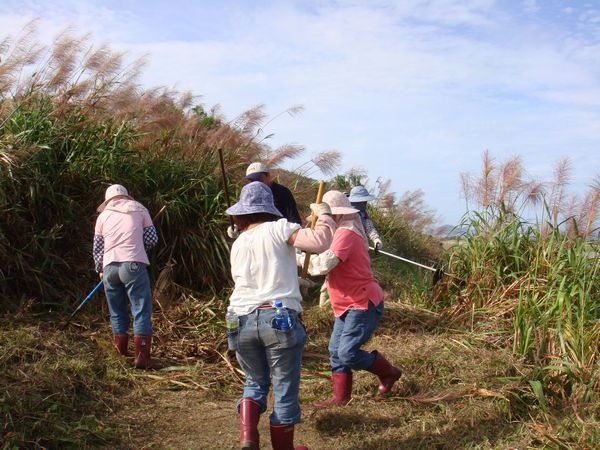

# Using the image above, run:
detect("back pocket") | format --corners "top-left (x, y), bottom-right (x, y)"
top-left (273, 318), bottom-right (306, 349)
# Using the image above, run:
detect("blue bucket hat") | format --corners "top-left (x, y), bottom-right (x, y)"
top-left (226, 181), bottom-right (283, 217)
top-left (348, 186), bottom-right (376, 202)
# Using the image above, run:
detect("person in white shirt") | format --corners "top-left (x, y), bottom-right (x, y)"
top-left (226, 181), bottom-right (334, 450)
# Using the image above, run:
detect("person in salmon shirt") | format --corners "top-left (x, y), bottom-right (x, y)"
top-left (299, 190), bottom-right (402, 408)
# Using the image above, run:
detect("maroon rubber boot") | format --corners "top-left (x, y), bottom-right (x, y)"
top-left (113, 334), bottom-right (128, 356)
top-left (133, 335), bottom-right (161, 370)
top-left (366, 351), bottom-right (402, 395)
top-left (269, 424), bottom-right (308, 450)
top-left (312, 372), bottom-right (352, 409)
top-left (240, 398), bottom-right (261, 450)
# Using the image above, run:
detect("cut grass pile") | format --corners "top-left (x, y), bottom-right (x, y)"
top-left (0, 318), bottom-right (132, 448)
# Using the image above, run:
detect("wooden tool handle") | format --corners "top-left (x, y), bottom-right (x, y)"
top-left (301, 180), bottom-right (326, 278)
top-left (217, 148), bottom-right (234, 227)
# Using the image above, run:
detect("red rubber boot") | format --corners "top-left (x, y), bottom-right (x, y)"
top-left (312, 372), bottom-right (352, 409)
top-left (113, 334), bottom-right (128, 356)
top-left (366, 351), bottom-right (402, 395)
top-left (133, 335), bottom-right (161, 370)
top-left (269, 424), bottom-right (308, 450)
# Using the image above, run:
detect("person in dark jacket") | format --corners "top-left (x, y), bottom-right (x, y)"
top-left (228, 162), bottom-right (302, 239)
top-left (245, 162), bottom-right (302, 224)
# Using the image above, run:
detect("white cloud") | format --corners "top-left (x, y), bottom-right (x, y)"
top-left (522, 0), bottom-right (540, 14)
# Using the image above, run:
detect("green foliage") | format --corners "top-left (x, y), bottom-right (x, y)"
top-left (371, 254), bottom-right (433, 306)
top-left (0, 98), bottom-right (233, 308)
top-left (437, 206), bottom-right (600, 404)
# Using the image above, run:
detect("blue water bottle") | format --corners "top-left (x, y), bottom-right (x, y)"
top-left (273, 300), bottom-right (291, 331)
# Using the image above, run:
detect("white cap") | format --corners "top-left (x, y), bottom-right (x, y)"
top-left (97, 184), bottom-right (132, 212)
top-left (245, 162), bottom-right (270, 181)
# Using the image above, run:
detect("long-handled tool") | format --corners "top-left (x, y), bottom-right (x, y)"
top-left (62, 280), bottom-right (103, 330)
top-left (369, 247), bottom-right (438, 271)
top-left (369, 247), bottom-right (455, 284)
top-left (217, 147), bottom-right (234, 228)
top-left (301, 180), bottom-right (326, 278)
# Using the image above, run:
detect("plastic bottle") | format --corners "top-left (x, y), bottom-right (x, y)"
top-left (273, 300), bottom-right (291, 331)
top-left (225, 306), bottom-right (239, 330)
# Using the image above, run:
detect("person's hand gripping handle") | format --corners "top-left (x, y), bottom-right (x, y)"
top-left (301, 180), bottom-right (326, 278)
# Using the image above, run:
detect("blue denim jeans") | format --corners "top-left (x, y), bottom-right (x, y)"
top-left (102, 262), bottom-right (153, 336)
top-left (229, 308), bottom-right (307, 425)
top-left (329, 301), bottom-right (384, 373)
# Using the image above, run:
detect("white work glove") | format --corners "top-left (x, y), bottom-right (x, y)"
top-left (319, 281), bottom-right (330, 307)
top-left (309, 202), bottom-right (332, 217)
top-left (373, 238), bottom-right (383, 253)
top-left (296, 250), bottom-right (339, 276)
top-left (296, 251), bottom-right (306, 268)
top-left (298, 277), bottom-right (317, 296)
top-left (227, 225), bottom-right (240, 239)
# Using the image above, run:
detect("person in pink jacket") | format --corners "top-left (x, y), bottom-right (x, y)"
top-left (93, 184), bottom-right (159, 369)
top-left (300, 190), bottom-right (401, 408)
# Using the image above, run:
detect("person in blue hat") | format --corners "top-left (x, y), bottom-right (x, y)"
top-left (348, 185), bottom-right (383, 252)
top-left (225, 181), bottom-right (334, 450)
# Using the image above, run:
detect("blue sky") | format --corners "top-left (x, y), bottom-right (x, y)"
top-left (2, 0), bottom-right (599, 225)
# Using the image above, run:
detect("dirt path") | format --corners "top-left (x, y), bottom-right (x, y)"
top-left (118, 304), bottom-right (531, 450)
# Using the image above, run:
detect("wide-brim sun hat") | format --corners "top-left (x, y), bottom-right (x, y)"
top-left (322, 190), bottom-right (359, 215)
top-left (348, 185), bottom-right (376, 202)
top-left (97, 184), bottom-right (133, 212)
top-left (244, 162), bottom-right (270, 181)
top-left (226, 181), bottom-right (283, 217)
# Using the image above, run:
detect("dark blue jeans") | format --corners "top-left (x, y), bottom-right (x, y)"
top-left (329, 301), bottom-right (384, 373)
top-left (228, 308), bottom-right (307, 425)
top-left (103, 262), bottom-right (153, 336)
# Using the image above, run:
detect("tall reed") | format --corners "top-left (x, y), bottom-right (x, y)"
top-left (0, 26), bottom-right (336, 309)
top-left (441, 151), bottom-right (600, 404)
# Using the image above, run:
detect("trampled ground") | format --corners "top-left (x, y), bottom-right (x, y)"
top-left (115, 302), bottom-right (546, 449)
top-left (3, 300), bottom-right (595, 449)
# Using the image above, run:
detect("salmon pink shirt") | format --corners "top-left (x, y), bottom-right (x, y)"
top-left (327, 229), bottom-right (384, 317)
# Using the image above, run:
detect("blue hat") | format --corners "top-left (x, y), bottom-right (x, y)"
top-left (226, 181), bottom-right (283, 217)
top-left (348, 186), bottom-right (376, 202)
